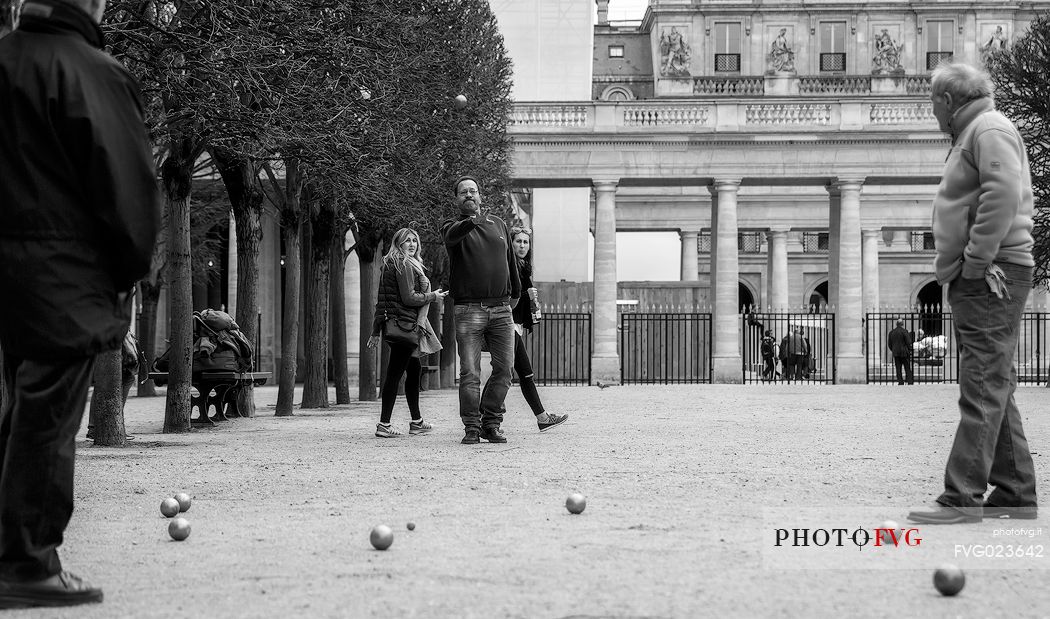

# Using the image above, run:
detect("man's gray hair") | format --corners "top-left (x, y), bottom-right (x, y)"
top-left (931, 61), bottom-right (994, 103)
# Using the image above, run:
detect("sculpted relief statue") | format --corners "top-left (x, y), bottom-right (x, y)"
top-left (659, 27), bottom-right (691, 77)
top-left (981, 25), bottom-right (1008, 64)
top-left (766, 28), bottom-right (796, 74)
top-left (872, 29), bottom-right (904, 75)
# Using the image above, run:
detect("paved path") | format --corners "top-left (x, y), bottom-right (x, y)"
top-left (18, 383), bottom-right (1050, 618)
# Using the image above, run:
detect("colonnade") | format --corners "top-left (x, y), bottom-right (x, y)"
top-left (592, 176), bottom-right (874, 384)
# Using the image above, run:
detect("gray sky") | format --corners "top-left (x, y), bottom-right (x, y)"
top-left (597, 0), bottom-right (651, 22)
top-left (589, 1), bottom-right (675, 280)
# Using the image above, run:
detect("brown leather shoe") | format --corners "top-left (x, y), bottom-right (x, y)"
top-left (0, 571), bottom-right (103, 609)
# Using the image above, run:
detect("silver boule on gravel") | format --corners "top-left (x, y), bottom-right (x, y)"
top-left (370, 525), bottom-right (394, 550)
top-left (168, 517), bottom-right (191, 541)
top-left (565, 493), bottom-right (587, 515)
top-left (174, 492), bottom-right (192, 513)
top-left (160, 497), bottom-right (180, 518)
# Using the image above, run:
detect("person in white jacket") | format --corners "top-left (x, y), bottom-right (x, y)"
top-left (908, 61), bottom-right (1037, 525)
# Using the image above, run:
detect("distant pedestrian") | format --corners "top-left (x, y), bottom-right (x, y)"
top-left (760, 329), bottom-right (778, 381)
top-left (887, 320), bottom-right (914, 385)
top-left (368, 228), bottom-right (448, 438)
top-left (799, 327), bottom-right (812, 378)
top-left (0, 0), bottom-right (162, 607)
top-left (490, 226), bottom-right (568, 431)
top-left (784, 328), bottom-right (806, 381)
top-left (908, 61), bottom-right (1038, 524)
top-left (442, 176), bottom-right (520, 445)
top-left (778, 331), bottom-right (792, 380)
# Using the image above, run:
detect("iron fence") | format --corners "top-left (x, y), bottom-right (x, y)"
top-left (521, 312), bottom-right (591, 386)
top-left (741, 312), bottom-right (836, 384)
top-left (865, 312), bottom-right (1050, 385)
top-left (865, 311), bottom-right (956, 384)
top-left (620, 313), bottom-right (713, 384)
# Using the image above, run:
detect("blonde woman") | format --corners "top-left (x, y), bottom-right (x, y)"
top-left (367, 228), bottom-right (448, 437)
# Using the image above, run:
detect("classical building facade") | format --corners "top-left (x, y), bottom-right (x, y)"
top-left (505, 0), bottom-right (1050, 383)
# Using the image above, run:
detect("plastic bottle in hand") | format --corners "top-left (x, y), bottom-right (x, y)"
top-left (528, 288), bottom-right (542, 322)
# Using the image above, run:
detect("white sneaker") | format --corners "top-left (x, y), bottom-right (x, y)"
top-left (409, 419), bottom-right (433, 435)
top-left (375, 423), bottom-right (403, 438)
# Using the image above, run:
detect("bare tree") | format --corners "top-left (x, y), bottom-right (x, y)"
top-left (986, 15), bottom-right (1050, 287)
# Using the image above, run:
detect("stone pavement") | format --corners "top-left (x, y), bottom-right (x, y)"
top-left (21, 383), bottom-right (1050, 618)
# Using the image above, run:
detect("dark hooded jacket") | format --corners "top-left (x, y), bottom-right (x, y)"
top-left (0, 0), bottom-right (161, 359)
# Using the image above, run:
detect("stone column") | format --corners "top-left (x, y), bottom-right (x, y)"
top-left (679, 230), bottom-right (699, 282)
top-left (345, 249), bottom-right (361, 384)
top-left (861, 229), bottom-right (881, 312)
top-left (767, 227), bottom-right (789, 311)
top-left (227, 210), bottom-right (238, 317)
top-left (830, 178), bottom-right (865, 383)
top-left (591, 180), bottom-right (620, 384)
top-left (711, 179), bottom-right (742, 383)
top-left (862, 228), bottom-right (881, 365)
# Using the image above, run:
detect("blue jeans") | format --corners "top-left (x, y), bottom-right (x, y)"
top-left (938, 263), bottom-right (1037, 509)
top-left (454, 303), bottom-right (514, 431)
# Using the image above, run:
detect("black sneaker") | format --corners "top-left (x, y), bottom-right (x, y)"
top-left (480, 427), bottom-right (507, 443)
top-left (461, 429), bottom-right (480, 444)
top-left (538, 413), bottom-right (568, 432)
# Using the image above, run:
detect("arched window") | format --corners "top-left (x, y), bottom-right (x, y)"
top-left (600, 85), bottom-right (635, 101)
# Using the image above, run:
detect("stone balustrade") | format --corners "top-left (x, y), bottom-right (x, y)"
top-left (869, 102), bottom-right (936, 125)
top-left (745, 103), bottom-right (832, 126)
top-left (798, 75), bottom-right (872, 95)
top-left (509, 98), bottom-right (938, 133)
top-left (686, 74), bottom-right (933, 97)
top-left (508, 104), bottom-right (589, 128)
top-left (623, 104), bottom-right (711, 127)
top-left (693, 76), bottom-right (764, 96)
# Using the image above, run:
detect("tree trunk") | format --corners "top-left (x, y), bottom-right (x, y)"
top-left (274, 159), bottom-right (304, 417)
top-left (136, 281), bottom-right (160, 397)
top-left (90, 349), bottom-right (127, 446)
top-left (275, 219), bottom-right (301, 416)
top-left (330, 227), bottom-right (350, 405)
top-left (301, 195), bottom-right (333, 409)
top-left (358, 239), bottom-right (382, 401)
top-left (212, 148), bottom-right (263, 418)
top-left (161, 140), bottom-right (195, 433)
top-left (440, 293), bottom-right (456, 388)
top-left (0, 342), bottom-right (5, 411)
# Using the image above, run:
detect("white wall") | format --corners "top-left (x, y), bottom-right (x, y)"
top-left (490, 0), bottom-right (594, 101)
top-left (490, 0), bottom-right (594, 281)
top-left (532, 187), bottom-right (591, 282)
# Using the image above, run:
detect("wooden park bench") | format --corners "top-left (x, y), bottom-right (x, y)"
top-left (148, 370), bottom-right (271, 426)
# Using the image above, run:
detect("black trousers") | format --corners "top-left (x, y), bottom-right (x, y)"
top-left (0, 352), bottom-right (95, 581)
top-left (380, 342), bottom-right (421, 424)
top-left (893, 355), bottom-right (914, 384)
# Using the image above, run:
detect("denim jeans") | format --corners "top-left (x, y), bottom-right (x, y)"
top-left (454, 303), bottom-right (514, 431)
top-left (938, 263), bottom-right (1037, 509)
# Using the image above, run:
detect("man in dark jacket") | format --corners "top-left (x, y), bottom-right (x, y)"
top-left (0, 0), bottom-right (161, 608)
top-left (442, 176), bottom-right (520, 445)
top-left (886, 319), bottom-right (914, 385)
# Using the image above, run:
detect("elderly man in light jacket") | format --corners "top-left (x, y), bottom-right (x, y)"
top-left (908, 61), bottom-right (1037, 525)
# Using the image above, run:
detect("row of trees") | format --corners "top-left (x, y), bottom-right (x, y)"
top-left (90, 0), bottom-right (515, 438)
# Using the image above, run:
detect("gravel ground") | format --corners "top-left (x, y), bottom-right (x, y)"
top-left (8, 383), bottom-right (1050, 619)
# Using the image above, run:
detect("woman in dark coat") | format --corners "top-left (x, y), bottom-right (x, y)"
top-left (367, 228), bottom-right (447, 437)
top-left (507, 227), bottom-right (568, 431)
